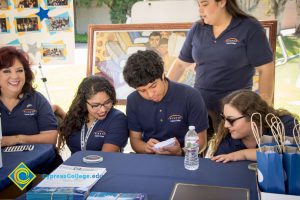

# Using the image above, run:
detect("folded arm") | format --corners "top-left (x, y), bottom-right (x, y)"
top-left (130, 130), bottom-right (156, 154)
top-left (211, 149), bottom-right (257, 163)
top-left (1, 130), bottom-right (58, 147)
top-left (102, 143), bottom-right (121, 152)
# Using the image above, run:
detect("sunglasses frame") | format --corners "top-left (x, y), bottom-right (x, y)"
top-left (220, 113), bottom-right (245, 126)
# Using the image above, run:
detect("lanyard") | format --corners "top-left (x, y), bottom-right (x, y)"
top-left (80, 120), bottom-right (98, 151)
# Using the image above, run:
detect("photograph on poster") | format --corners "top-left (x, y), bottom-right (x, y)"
top-left (41, 43), bottom-right (66, 59)
top-left (16, 17), bottom-right (39, 32)
top-left (47, 0), bottom-right (67, 6)
top-left (0, 18), bottom-right (8, 33)
top-left (0, 0), bottom-right (8, 9)
top-left (48, 14), bottom-right (70, 31)
top-left (16, 0), bottom-right (38, 8)
top-left (88, 22), bottom-right (276, 103)
top-left (87, 24), bottom-right (199, 102)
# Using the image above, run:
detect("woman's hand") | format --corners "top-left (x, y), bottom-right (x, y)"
top-left (211, 153), bottom-right (238, 163)
top-left (211, 149), bottom-right (257, 163)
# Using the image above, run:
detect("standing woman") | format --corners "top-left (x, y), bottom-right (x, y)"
top-left (0, 46), bottom-right (58, 147)
top-left (168, 0), bottom-right (274, 134)
top-left (58, 76), bottom-right (128, 154)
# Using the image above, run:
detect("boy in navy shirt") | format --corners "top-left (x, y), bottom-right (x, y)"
top-left (123, 50), bottom-right (209, 156)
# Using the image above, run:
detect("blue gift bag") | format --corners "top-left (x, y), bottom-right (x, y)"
top-left (256, 145), bottom-right (285, 194)
top-left (283, 146), bottom-right (300, 195)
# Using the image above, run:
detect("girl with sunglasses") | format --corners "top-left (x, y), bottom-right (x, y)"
top-left (58, 76), bottom-right (128, 154)
top-left (208, 90), bottom-right (298, 163)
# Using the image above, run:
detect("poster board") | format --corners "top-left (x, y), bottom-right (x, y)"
top-left (0, 0), bottom-right (75, 65)
top-left (87, 21), bottom-right (276, 104)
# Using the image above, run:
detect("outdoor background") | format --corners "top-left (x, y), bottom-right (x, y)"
top-left (34, 0), bottom-right (300, 115)
top-left (30, 0), bottom-right (300, 158)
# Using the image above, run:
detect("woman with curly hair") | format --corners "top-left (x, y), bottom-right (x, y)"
top-left (59, 76), bottom-right (128, 154)
top-left (208, 90), bottom-right (298, 163)
top-left (0, 46), bottom-right (58, 147)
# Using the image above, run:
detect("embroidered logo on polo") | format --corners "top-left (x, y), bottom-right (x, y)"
top-left (23, 108), bottom-right (37, 116)
top-left (225, 38), bottom-right (239, 45)
top-left (94, 130), bottom-right (106, 137)
top-left (168, 115), bottom-right (183, 123)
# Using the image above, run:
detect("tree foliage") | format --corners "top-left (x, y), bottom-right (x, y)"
top-left (269, 0), bottom-right (288, 35)
top-left (236, 0), bottom-right (260, 12)
top-left (296, 0), bottom-right (300, 35)
top-left (75, 0), bottom-right (141, 24)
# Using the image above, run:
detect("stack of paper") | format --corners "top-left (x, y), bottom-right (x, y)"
top-left (27, 187), bottom-right (90, 200)
top-left (153, 137), bottom-right (176, 151)
top-left (27, 165), bottom-right (106, 200)
top-left (87, 192), bottom-right (147, 200)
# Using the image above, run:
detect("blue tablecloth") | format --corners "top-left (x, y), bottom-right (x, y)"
top-left (0, 144), bottom-right (57, 191)
top-left (61, 151), bottom-right (258, 200)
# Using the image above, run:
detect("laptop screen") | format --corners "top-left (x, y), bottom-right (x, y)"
top-left (169, 183), bottom-right (249, 200)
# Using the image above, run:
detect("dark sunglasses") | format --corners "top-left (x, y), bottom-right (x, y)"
top-left (220, 113), bottom-right (245, 126)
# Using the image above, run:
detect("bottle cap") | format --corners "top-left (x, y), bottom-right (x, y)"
top-left (188, 125), bottom-right (195, 130)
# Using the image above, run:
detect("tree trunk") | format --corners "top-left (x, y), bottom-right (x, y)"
top-left (270, 0), bottom-right (288, 35)
top-left (296, 0), bottom-right (300, 35)
top-left (237, 0), bottom-right (260, 12)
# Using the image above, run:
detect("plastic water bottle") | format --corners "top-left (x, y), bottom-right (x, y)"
top-left (184, 126), bottom-right (199, 170)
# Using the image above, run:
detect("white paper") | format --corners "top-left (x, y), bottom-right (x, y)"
top-left (38, 164), bottom-right (106, 189)
top-left (153, 137), bottom-right (176, 150)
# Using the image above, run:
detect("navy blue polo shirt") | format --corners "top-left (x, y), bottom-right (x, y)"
top-left (126, 80), bottom-right (209, 147)
top-left (67, 108), bottom-right (128, 154)
top-left (214, 115), bottom-right (297, 155)
top-left (179, 17), bottom-right (273, 111)
top-left (0, 91), bottom-right (57, 136)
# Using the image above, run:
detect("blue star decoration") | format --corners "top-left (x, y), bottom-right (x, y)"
top-left (36, 7), bottom-right (49, 21)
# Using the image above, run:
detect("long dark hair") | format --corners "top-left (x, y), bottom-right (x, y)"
top-left (0, 46), bottom-right (34, 95)
top-left (58, 76), bottom-right (117, 149)
top-left (198, 0), bottom-right (255, 24)
top-left (210, 89), bottom-right (293, 155)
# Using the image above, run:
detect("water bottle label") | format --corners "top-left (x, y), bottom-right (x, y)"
top-left (186, 141), bottom-right (199, 149)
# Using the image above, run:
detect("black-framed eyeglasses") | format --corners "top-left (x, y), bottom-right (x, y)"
top-left (86, 99), bottom-right (112, 110)
top-left (220, 113), bottom-right (245, 126)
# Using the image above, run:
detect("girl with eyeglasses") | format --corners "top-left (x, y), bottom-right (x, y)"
top-left (207, 90), bottom-right (298, 163)
top-left (58, 76), bottom-right (128, 154)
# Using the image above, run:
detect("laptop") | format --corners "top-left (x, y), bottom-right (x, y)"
top-left (169, 183), bottom-right (249, 200)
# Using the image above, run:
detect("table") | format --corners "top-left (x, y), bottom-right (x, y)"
top-left (62, 151), bottom-right (258, 200)
top-left (0, 144), bottom-right (57, 191)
